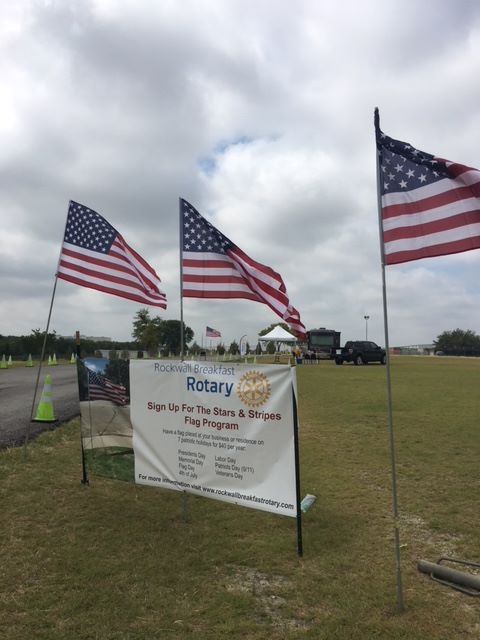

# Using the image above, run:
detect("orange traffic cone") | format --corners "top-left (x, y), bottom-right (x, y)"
top-left (32, 374), bottom-right (56, 422)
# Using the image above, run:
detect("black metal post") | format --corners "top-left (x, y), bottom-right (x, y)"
top-left (292, 384), bottom-right (303, 557)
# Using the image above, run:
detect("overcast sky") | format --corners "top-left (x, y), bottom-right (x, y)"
top-left (2, 0), bottom-right (480, 349)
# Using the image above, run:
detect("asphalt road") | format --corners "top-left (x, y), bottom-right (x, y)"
top-left (0, 364), bottom-right (80, 448)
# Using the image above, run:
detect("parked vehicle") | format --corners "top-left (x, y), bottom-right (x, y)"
top-left (335, 340), bottom-right (386, 365)
top-left (306, 328), bottom-right (341, 359)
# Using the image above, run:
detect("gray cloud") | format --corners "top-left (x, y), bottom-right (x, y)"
top-left (1, 0), bottom-right (480, 347)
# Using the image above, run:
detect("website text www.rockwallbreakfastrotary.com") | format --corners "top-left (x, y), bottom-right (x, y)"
top-left (138, 474), bottom-right (295, 511)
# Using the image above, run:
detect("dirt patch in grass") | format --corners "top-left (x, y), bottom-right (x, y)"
top-left (224, 566), bottom-right (313, 631)
top-left (399, 512), bottom-right (463, 558)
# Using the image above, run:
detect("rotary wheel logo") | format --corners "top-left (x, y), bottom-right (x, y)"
top-left (236, 371), bottom-right (271, 407)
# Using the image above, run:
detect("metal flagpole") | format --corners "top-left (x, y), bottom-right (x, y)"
top-left (24, 275), bottom-right (59, 456)
top-left (25, 203), bottom-right (70, 455)
top-left (179, 198), bottom-right (185, 361)
top-left (374, 107), bottom-right (404, 612)
top-left (179, 198), bottom-right (188, 519)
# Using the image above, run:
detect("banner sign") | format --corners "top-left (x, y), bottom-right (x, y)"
top-left (130, 361), bottom-right (298, 517)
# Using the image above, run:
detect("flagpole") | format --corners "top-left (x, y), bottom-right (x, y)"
top-left (179, 198), bottom-right (189, 519)
top-left (26, 203), bottom-right (70, 454)
top-left (25, 275), bottom-right (59, 454)
top-left (179, 198), bottom-right (185, 361)
top-left (374, 107), bottom-right (404, 612)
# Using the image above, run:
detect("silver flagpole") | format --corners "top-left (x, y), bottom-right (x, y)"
top-left (374, 108), bottom-right (404, 612)
top-left (179, 198), bottom-right (185, 361)
top-left (179, 198), bottom-right (188, 521)
top-left (25, 204), bottom-right (72, 455)
top-left (25, 275), bottom-right (59, 454)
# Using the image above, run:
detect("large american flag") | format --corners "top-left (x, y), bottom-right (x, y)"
top-left (206, 326), bottom-right (221, 338)
top-left (180, 198), bottom-right (306, 338)
top-left (376, 115), bottom-right (480, 265)
top-left (57, 201), bottom-right (167, 308)
top-left (87, 369), bottom-right (127, 406)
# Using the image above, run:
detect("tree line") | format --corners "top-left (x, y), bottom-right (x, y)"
top-left (0, 329), bottom-right (138, 360)
top-left (434, 329), bottom-right (480, 356)
top-left (4, 322), bottom-right (479, 360)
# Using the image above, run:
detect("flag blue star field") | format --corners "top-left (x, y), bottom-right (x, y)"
top-left (180, 198), bottom-right (305, 338)
top-left (375, 113), bottom-right (480, 265)
top-left (57, 201), bottom-right (167, 308)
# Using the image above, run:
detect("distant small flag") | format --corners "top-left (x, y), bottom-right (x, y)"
top-left (375, 112), bottom-right (480, 265)
top-left (206, 326), bottom-right (221, 338)
top-left (180, 198), bottom-right (306, 339)
top-left (87, 370), bottom-right (127, 406)
top-left (57, 201), bottom-right (167, 308)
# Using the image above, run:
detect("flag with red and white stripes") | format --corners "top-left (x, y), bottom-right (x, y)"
top-left (57, 201), bottom-right (167, 308)
top-left (206, 326), bottom-right (221, 338)
top-left (375, 118), bottom-right (480, 265)
top-left (181, 198), bottom-right (305, 338)
top-left (87, 369), bottom-right (127, 406)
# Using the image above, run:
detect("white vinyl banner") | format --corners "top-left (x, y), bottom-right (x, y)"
top-left (130, 361), bottom-right (298, 517)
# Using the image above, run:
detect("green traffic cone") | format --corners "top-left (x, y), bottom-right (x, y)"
top-left (32, 374), bottom-right (56, 422)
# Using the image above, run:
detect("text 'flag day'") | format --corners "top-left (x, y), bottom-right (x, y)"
top-left (375, 112), bottom-right (480, 265)
top-left (57, 201), bottom-right (167, 308)
top-left (180, 198), bottom-right (305, 338)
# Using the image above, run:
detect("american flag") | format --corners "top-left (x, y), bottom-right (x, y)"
top-left (375, 112), bottom-right (480, 265)
top-left (87, 370), bottom-right (127, 406)
top-left (57, 201), bottom-right (167, 308)
top-left (180, 198), bottom-right (306, 339)
top-left (206, 326), bottom-right (221, 338)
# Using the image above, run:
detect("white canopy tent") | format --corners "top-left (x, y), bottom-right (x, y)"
top-left (258, 325), bottom-right (297, 352)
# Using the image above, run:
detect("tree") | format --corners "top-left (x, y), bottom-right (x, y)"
top-left (434, 329), bottom-right (480, 355)
top-left (132, 308), bottom-right (152, 340)
top-left (132, 308), bottom-right (163, 355)
top-left (228, 340), bottom-right (239, 355)
top-left (266, 341), bottom-right (276, 354)
top-left (160, 320), bottom-right (194, 356)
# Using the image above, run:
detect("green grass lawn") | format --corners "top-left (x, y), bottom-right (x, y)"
top-left (1, 356), bottom-right (479, 639)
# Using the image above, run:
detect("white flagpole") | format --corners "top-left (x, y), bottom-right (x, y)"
top-left (374, 107), bottom-right (404, 612)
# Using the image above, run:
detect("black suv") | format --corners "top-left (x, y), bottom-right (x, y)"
top-left (335, 341), bottom-right (386, 365)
